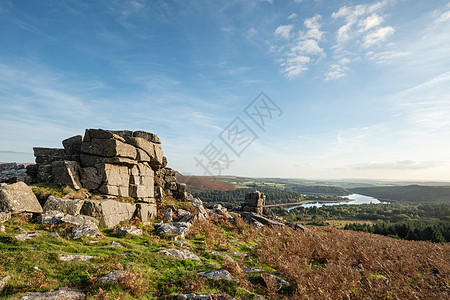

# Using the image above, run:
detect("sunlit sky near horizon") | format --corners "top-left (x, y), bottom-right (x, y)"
top-left (1, 0), bottom-right (450, 181)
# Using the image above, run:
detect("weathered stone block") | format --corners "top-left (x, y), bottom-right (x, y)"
top-left (80, 154), bottom-right (136, 167)
top-left (83, 129), bottom-right (125, 142)
top-left (129, 183), bottom-right (153, 198)
top-left (135, 202), bottom-right (157, 221)
top-left (81, 139), bottom-right (136, 159)
top-left (62, 135), bottom-right (83, 156)
top-left (33, 147), bottom-right (66, 158)
top-left (80, 199), bottom-right (136, 228)
top-left (99, 184), bottom-right (129, 197)
top-left (150, 144), bottom-right (164, 170)
top-left (245, 191), bottom-right (265, 207)
top-left (33, 147), bottom-right (66, 163)
top-left (51, 160), bottom-right (82, 189)
top-left (102, 164), bottom-right (129, 186)
top-left (125, 137), bottom-right (155, 158)
top-left (0, 182), bottom-right (43, 213)
top-left (133, 130), bottom-right (161, 144)
top-left (37, 164), bottom-right (52, 183)
top-left (136, 148), bottom-right (151, 162)
top-left (166, 181), bottom-right (178, 191)
top-left (43, 195), bottom-right (84, 215)
top-left (80, 167), bottom-right (103, 190)
top-left (109, 130), bottom-right (133, 139)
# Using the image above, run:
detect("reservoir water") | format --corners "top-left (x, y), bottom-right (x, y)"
top-left (287, 193), bottom-right (387, 211)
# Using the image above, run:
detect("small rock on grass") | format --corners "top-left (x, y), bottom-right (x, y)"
top-left (19, 287), bottom-right (86, 300)
top-left (71, 224), bottom-right (101, 240)
top-left (176, 293), bottom-right (235, 300)
top-left (198, 269), bottom-right (238, 282)
top-left (0, 275), bottom-right (11, 292)
top-left (59, 254), bottom-right (95, 262)
top-left (261, 273), bottom-right (290, 287)
top-left (114, 225), bottom-right (142, 236)
top-left (110, 241), bottom-right (123, 247)
top-left (243, 267), bottom-right (264, 273)
top-left (210, 251), bottom-right (233, 261)
top-left (14, 232), bottom-right (41, 241)
top-left (98, 270), bottom-right (126, 284)
top-left (159, 249), bottom-right (203, 264)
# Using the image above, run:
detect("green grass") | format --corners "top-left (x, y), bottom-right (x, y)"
top-left (0, 213), bottom-right (272, 299)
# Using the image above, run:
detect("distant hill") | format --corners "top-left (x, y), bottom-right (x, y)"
top-left (350, 185), bottom-right (450, 203)
top-left (176, 174), bottom-right (239, 193)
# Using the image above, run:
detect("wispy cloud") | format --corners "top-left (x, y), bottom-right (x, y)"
top-left (273, 15), bottom-right (325, 79)
top-left (327, 0), bottom-right (395, 80)
top-left (274, 24), bottom-right (294, 39)
top-left (349, 160), bottom-right (445, 170)
top-left (325, 58), bottom-right (350, 80)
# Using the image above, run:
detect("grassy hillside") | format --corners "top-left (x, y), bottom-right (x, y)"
top-left (1, 210), bottom-right (448, 299)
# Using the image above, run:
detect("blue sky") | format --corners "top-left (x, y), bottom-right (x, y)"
top-left (1, 0), bottom-right (449, 181)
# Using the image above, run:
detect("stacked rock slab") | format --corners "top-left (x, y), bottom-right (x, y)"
top-left (242, 191), bottom-right (265, 215)
top-left (30, 129), bottom-right (195, 223)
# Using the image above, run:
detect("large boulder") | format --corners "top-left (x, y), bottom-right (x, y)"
top-left (51, 161), bottom-right (82, 190)
top-left (0, 182), bottom-right (43, 213)
top-left (245, 191), bottom-right (265, 207)
top-left (80, 199), bottom-right (136, 228)
top-left (43, 195), bottom-right (84, 215)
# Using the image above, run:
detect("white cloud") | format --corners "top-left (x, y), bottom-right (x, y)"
top-left (281, 55), bottom-right (311, 79)
top-left (327, 1), bottom-right (395, 80)
top-left (363, 26), bottom-right (395, 47)
top-left (393, 71), bottom-right (450, 130)
top-left (332, 1), bottom-right (392, 46)
top-left (274, 15), bottom-right (325, 79)
top-left (292, 39), bottom-right (324, 55)
top-left (288, 13), bottom-right (297, 20)
top-left (274, 24), bottom-right (294, 39)
top-left (434, 4), bottom-right (450, 23)
top-left (325, 63), bottom-right (348, 81)
top-left (367, 50), bottom-right (409, 63)
top-left (360, 14), bottom-right (383, 31)
top-left (302, 15), bottom-right (324, 40)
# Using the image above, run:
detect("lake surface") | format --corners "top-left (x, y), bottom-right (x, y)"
top-left (287, 193), bottom-right (387, 211)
